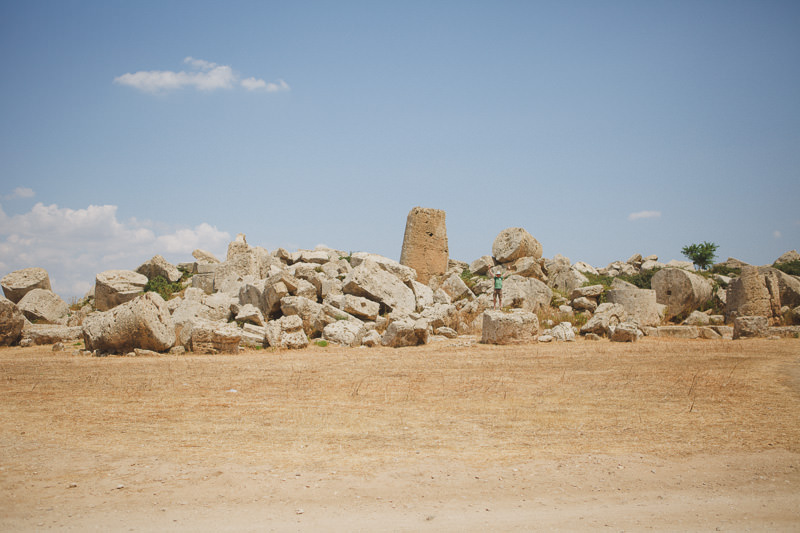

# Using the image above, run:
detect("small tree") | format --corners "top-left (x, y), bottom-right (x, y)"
top-left (681, 241), bottom-right (719, 271)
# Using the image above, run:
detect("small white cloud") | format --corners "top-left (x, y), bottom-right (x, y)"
top-left (266, 79), bottom-right (291, 92)
top-left (3, 187), bottom-right (35, 200)
top-left (241, 77), bottom-right (267, 91)
top-left (242, 77), bottom-right (290, 92)
top-left (0, 202), bottom-right (230, 299)
top-left (773, 230), bottom-right (782, 239)
top-left (115, 57), bottom-right (289, 95)
top-left (628, 210), bottom-right (661, 221)
top-left (184, 56), bottom-right (217, 70)
top-left (12, 187), bottom-right (35, 198)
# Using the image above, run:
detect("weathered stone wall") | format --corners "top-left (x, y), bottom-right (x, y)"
top-left (399, 207), bottom-right (449, 285)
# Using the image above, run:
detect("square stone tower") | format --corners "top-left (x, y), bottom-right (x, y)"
top-left (399, 207), bottom-right (449, 285)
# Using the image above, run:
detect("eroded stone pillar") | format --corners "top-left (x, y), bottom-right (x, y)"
top-left (399, 207), bottom-right (448, 285)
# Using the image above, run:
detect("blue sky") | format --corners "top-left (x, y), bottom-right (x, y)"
top-left (1, 1), bottom-right (798, 298)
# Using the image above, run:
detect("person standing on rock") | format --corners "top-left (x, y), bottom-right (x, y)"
top-left (491, 269), bottom-right (510, 309)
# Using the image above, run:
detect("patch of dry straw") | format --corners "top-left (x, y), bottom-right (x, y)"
top-left (1, 338), bottom-right (798, 472)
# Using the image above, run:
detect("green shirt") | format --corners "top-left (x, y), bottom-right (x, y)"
top-left (494, 276), bottom-right (503, 289)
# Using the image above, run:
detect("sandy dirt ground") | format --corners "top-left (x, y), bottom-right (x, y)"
top-left (1, 337), bottom-right (799, 531)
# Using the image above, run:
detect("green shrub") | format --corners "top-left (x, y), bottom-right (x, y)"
top-left (681, 241), bottom-right (718, 271)
top-left (143, 276), bottom-right (183, 301)
top-left (460, 268), bottom-right (477, 289)
top-left (582, 272), bottom-right (614, 288)
top-left (774, 260), bottom-right (800, 277)
top-left (618, 267), bottom-right (660, 289)
top-left (710, 264), bottom-right (741, 277)
top-left (314, 340), bottom-right (329, 347)
top-left (176, 265), bottom-right (194, 281)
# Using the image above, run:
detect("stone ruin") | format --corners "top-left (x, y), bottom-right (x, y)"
top-left (399, 206), bottom-right (449, 285)
top-left (1, 206), bottom-right (799, 352)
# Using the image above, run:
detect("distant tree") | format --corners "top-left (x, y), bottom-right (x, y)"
top-left (681, 241), bottom-right (719, 271)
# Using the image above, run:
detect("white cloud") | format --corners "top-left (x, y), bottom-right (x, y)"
top-left (3, 187), bottom-right (35, 200)
top-left (241, 77), bottom-right (267, 91)
top-left (773, 230), bottom-right (782, 239)
top-left (628, 210), bottom-right (662, 221)
top-left (114, 57), bottom-right (290, 94)
top-left (241, 77), bottom-right (290, 92)
top-left (0, 202), bottom-right (230, 299)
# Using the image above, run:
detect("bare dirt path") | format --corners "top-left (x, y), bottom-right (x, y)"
top-left (2, 338), bottom-right (799, 531)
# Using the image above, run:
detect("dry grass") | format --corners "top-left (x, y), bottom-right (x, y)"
top-left (1, 338), bottom-right (799, 473)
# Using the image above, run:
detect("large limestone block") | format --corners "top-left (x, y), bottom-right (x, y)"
top-left (325, 294), bottom-right (380, 321)
top-left (235, 303), bottom-right (265, 326)
top-left (323, 321), bottom-right (366, 347)
top-left (22, 323), bottom-right (83, 345)
top-left (570, 296), bottom-right (597, 313)
top-left (191, 263), bottom-right (218, 294)
top-left (170, 299), bottom-right (210, 347)
top-left (255, 247), bottom-right (282, 278)
top-left (264, 280), bottom-right (290, 315)
top-left (214, 234), bottom-right (259, 290)
top-left (409, 280), bottom-right (434, 312)
top-left (136, 255), bottom-right (182, 283)
top-left (610, 322), bottom-right (642, 342)
top-left (665, 260), bottom-right (695, 271)
top-left (651, 268), bottom-right (712, 320)
top-left (280, 296), bottom-right (331, 337)
top-left (580, 303), bottom-right (627, 337)
top-left (361, 330), bottom-right (382, 347)
top-left (640, 260), bottom-right (665, 271)
top-left (298, 250), bottom-right (331, 265)
top-left (573, 261), bottom-right (598, 276)
top-left (570, 285), bottom-right (604, 300)
top-left (0, 297), bottom-right (25, 345)
top-left (201, 292), bottom-right (236, 322)
top-left (420, 303), bottom-right (459, 331)
top-left (605, 288), bottom-right (665, 327)
top-left (440, 273), bottom-right (474, 302)
top-left (542, 322), bottom-right (575, 342)
top-left (381, 318), bottom-right (429, 348)
top-left (1, 267), bottom-right (52, 303)
top-left (342, 259), bottom-right (416, 315)
top-left (627, 253), bottom-right (643, 265)
top-left (766, 325), bottom-right (800, 338)
top-left (732, 316), bottom-right (769, 339)
top-left (295, 279), bottom-right (318, 301)
top-left (682, 310), bottom-right (710, 326)
top-left (469, 256), bottom-right (495, 276)
top-left (758, 266), bottom-right (800, 309)
top-left (492, 228), bottom-right (542, 264)
top-left (238, 279), bottom-right (267, 310)
top-left (654, 326), bottom-right (700, 339)
top-left (95, 270), bottom-right (148, 311)
top-left (399, 207), bottom-right (449, 284)
top-left (501, 276), bottom-right (552, 312)
top-left (725, 266), bottom-right (778, 321)
top-left (17, 289), bottom-right (69, 324)
top-left (507, 257), bottom-right (547, 281)
top-left (480, 310), bottom-right (539, 344)
top-left (264, 315), bottom-right (309, 349)
top-left (350, 253), bottom-right (417, 283)
top-left (240, 323), bottom-right (266, 348)
top-left (190, 319), bottom-right (241, 354)
top-left (83, 292), bottom-right (175, 353)
top-left (280, 296), bottom-right (359, 338)
top-left (193, 249), bottom-right (220, 264)
top-left (546, 259), bottom-right (589, 295)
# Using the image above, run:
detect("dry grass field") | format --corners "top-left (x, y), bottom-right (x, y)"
top-left (2, 337), bottom-right (799, 531)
